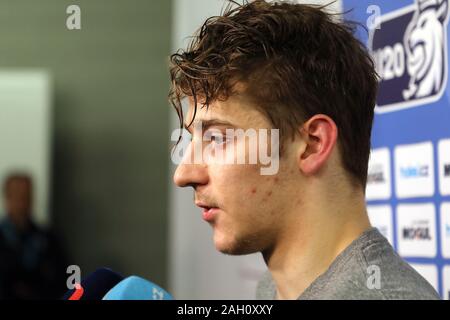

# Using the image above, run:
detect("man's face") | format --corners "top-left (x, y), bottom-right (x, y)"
top-left (173, 94), bottom-right (302, 255)
top-left (4, 178), bottom-right (32, 224)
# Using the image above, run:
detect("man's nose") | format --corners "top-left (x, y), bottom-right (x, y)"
top-left (173, 143), bottom-right (208, 188)
top-left (173, 162), bottom-right (209, 188)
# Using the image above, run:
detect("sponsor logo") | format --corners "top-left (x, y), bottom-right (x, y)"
top-left (397, 203), bottom-right (436, 257)
top-left (445, 163), bottom-right (450, 176)
top-left (367, 205), bottom-right (394, 245)
top-left (399, 165), bottom-right (429, 178)
top-left (367, 164), bottom-right (386, 183)
top-left (441, 203), bottom-right (450, 258)
top-left (369, 0), bottom-right (450, 112)
top-left (438, 140), bottom-right (450, 195)
top-left (366, 148), bottom-right (391, 200)
top-left (395, 142), bottom-right (434, 198)
top-left (442, 265), bottom-right (450, 300)
top-left (403, 223), bottom-right (432, 240)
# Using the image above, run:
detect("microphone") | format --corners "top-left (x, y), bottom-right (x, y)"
top-left (62, 268), bottom-right (124, 300)
top-left (102, 276), bottom-right (173, 300)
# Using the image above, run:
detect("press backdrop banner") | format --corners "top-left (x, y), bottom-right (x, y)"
top-left (343, 0), bottom-right (450, 299)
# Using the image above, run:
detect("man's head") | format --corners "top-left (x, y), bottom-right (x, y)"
top-left (3, 173), bottom-right (33, 228)
top-left (169, 0), bottom-right (378, 255)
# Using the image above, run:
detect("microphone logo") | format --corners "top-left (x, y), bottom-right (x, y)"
top-left (152, 287), bottom-right (164, 300)
top-left (68, 283), bottom-right (84, 300)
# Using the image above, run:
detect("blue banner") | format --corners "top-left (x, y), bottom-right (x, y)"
top-left (343, 0), bottom-right (450, 299)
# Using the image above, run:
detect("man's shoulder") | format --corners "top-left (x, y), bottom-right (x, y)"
top-left (357, 229), bottom-right (440, 299)
top-left (256, 228), bottom-right (441, 300)
top-left (300, 228), bottom-right (440, 300)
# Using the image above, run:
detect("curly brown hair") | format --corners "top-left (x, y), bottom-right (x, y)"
top-left (168, 0), bottom-right (378, 188)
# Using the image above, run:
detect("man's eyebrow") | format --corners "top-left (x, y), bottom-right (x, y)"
top-left (183, 119), bottom-right (236, 133)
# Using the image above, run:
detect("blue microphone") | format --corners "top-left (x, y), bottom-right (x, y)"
top-left (102, 276), bottom-right (173, 300)
top-left (62, 268), bottom-right (124, 300)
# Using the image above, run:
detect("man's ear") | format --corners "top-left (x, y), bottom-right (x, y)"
top-left (297, 114), bottom-right (338, 175)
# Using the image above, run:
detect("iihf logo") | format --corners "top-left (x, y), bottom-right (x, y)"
top-left (369, 0), bottom-right (449, 112)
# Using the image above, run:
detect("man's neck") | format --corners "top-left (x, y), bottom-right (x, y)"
top-left (262, 189), bottom-right (371, 300)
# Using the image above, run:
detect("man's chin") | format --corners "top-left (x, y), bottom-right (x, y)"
top-left (213, 234), bottom-right (260, 256)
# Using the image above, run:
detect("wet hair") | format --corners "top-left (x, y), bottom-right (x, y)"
top-left (169, 0), bottom-right (378, 188)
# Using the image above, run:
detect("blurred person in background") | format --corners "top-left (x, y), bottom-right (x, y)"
top-left (0, 173), bottom-right (67, 299)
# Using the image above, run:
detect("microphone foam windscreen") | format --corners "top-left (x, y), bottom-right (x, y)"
top-left (102, 276), bottom-right (173, 300)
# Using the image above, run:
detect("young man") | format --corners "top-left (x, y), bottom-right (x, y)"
top-left (168, 0), bottom-right (440, 299)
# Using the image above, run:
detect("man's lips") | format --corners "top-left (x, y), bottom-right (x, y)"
top-left (201, 207), bottom-right (219, 222)
top-left (195, 202), bottom-right (220, 222)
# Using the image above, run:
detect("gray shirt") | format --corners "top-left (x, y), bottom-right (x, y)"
top-left (256, 227), bottom-right (441, 300)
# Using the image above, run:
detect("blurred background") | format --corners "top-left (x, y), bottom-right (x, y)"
top-left (1, 0), bottom-right (449, 300)
top-left (0, 0), bottom-right (172, 299)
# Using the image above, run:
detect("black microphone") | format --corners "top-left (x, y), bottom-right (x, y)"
top-left (62, 267), bottom-right (123, 300)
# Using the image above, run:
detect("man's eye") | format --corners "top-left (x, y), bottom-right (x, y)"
top-left (211, 134), bottom-right (226, 144)
top-left (204, 130), bottom-right (227, 145)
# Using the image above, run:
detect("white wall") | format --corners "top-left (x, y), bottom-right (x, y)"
top-left (0, 70), bottom-right (52, 226)
top-left (168, 0), bottom-right (342, 299)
